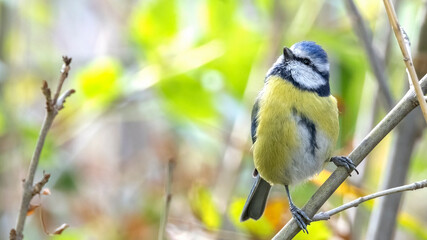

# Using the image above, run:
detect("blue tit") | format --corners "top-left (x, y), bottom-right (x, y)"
top-left (240, 41), bottom-right (359, 233)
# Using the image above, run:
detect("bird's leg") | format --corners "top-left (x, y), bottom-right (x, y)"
top-left (330, 156), bottom-right (359, 176)
top-left (285, 185), bottom-right (311, 234)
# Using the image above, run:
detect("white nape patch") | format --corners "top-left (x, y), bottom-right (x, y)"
top-left (290, 46), bottom-right (329, 73)
top-left (287, 114), bottom-right (332, 184)
top-left (287, 61), bottom-right (326, 89)
top-left (312, 58), bottom-right (329, 73)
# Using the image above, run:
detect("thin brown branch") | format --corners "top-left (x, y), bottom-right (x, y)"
top-left (312, 179), bottom-right (427, 221)
top-left (272, 74), bottom-right (427, 240)
top-left (158, 159), bottom-right (176, 240)
top-left (383, 0), bottom-right (427, 123)
top-left (11, 56), bottom-right (74, 240)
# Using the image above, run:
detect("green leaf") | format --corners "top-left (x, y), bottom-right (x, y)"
top-left (229, 198), bottom-right (275, 238)
top-left (207, 26), bottom-right (262, 98)
top-left (398, 212), bottom-right (427, 240)
top-left (51, 228), bottom-right (86, 240)
top-left (0, 109), bottom-right (5, 135)
top-left (76, 57), bottom-right (122, 108)
top-left (22, 1), bottom-right (52, 25)
top-left (293, 220), bottom-right (332, 240)
top-left (157, 73), bottom-right (217, 122)
top-left (189, 185), bottom-right (221, 230)
top-left (129, 0), bottom-right (178, 52)
top-left (54, 169), bottom-right (78, 193)
top-left (204, 0), bottom-right (237, 38)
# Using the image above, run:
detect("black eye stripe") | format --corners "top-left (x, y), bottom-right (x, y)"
top-left (292, 56), bottom-right (327, 76)
top-left (295, 56), bottom-right (312, 65)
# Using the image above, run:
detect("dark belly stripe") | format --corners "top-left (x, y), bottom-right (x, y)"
top-left (292, 107), bottom-right (318, 156)
top-left (300, 115), bottom-right (318, 156)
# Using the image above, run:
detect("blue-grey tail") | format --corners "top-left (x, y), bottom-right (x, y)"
top-left (240, 174), bottom-right (271, 222)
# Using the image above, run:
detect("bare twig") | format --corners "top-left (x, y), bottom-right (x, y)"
top-left (9, 229), bottom-right (17, 240)
top-left (11, 56), bottom-right (74, 240)
top-left (52, 56), bottom-right (72, 105)
top-left (272, 74), bottom-right (427, 240)
top-left (345, 0), bottom-right (394, 109)
top-left (56, 89), bottom-right (76, 110)
top-left (158, 159), bottom-right (176, 240)
top-left (32, 173), bottom-right (51, 197)
top-left (42, 81), bottom-right (53, 112)
top-left (312, 179), bottom-right (427, 221)
top-left (383, 0), bottom-right (427, 123)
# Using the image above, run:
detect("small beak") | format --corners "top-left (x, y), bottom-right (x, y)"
top-left (283, 47), bottom-right (294, 61)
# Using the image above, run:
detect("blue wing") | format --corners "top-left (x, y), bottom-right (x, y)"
top-left (251, 99), bottom-right (260, 143)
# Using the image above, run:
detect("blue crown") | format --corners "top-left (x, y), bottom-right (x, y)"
top-left (291, 41), bottom-right (328, 64)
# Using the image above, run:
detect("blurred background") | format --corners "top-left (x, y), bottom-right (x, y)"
top-left (0, 0), bottom-right (426, 239)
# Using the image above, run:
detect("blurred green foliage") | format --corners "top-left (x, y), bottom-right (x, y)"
top-left (129, 0), bottom-right (178, 55)
top-left (77, 57), bottom-right (123, 108)
top-left (190, 185), bottom-right (221, 230)
top-left (229, 198), bottom-right (275, 238)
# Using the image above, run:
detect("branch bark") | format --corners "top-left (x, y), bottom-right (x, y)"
top-left (10, 56), bottom-right (74, 240)
top-left (383, 0), bottom-right (427, 123)
top-left (272, 74), bottom-right (427, 240)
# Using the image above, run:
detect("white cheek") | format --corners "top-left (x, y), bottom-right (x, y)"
top-left (288, 62), bottom-right (326, 89)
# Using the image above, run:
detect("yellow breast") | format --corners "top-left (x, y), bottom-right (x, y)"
top-left (253, 75), bottom-right (339, 185)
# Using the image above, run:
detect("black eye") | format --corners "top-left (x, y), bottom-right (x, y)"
top-left (302, 58), bottom-right (311, 65)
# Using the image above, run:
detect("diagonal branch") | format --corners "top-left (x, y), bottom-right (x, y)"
top-left (272, 74), bottom-right (427, 240)
top-left (312, 179), bottom-right (427, 221)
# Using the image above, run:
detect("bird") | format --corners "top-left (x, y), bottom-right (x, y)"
top-left (240, 41), bottom-right (359, 233)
